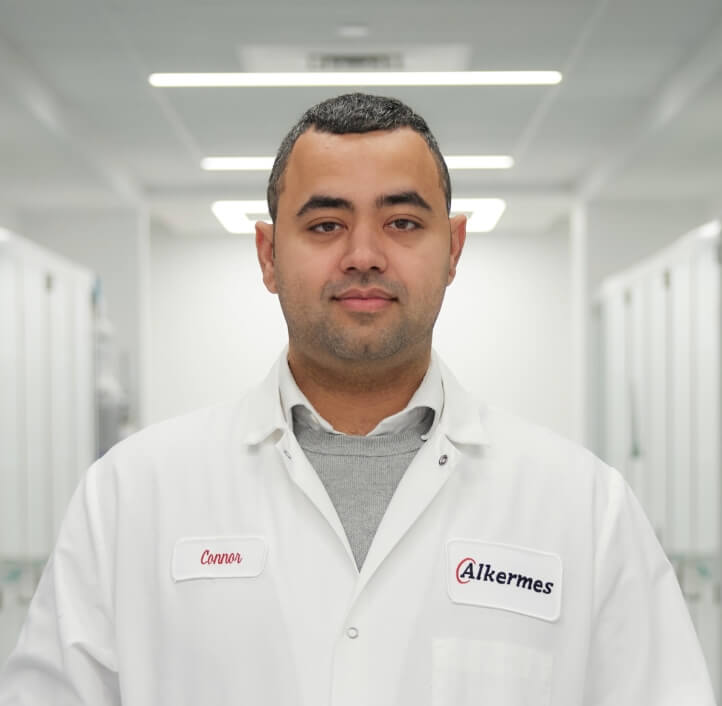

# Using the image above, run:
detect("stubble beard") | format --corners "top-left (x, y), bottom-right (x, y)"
top-left (278, 287), bottom-right (445, 367)
top-left (297, 311), bottom-right (416, 362)
top-left (275, 260), bottom-right (448, 367)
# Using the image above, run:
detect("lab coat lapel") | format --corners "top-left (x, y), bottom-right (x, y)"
top-left (276, 430), bottom-right (357, 567)
top-left (238, 356), bottom-right (357, 567)
top-left (351, 360), bottom-right (490, 601)
top-left (237, 348), bottom-right (356, 568)
top-left (352, 431), bottom-right (459, 598)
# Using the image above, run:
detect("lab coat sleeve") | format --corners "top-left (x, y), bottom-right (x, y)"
top-left (582, 467), bottom-right (716, 705)
top-left (0, 460), bottom-right (121, 705)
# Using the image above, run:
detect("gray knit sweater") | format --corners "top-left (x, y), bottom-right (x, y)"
top-left (292, 406), bottom-right (434, 570)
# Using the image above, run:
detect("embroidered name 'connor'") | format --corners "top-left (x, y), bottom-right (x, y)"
top-left (200, 550), bottom-right (244, 565)
top-left (455, 556), bottom-right (554, 595)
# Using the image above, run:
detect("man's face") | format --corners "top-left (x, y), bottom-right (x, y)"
top-left (256, 127), bottom-right (466, 368)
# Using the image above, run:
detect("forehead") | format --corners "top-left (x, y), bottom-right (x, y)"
top-left (280, 127), bottom-right (444, 210)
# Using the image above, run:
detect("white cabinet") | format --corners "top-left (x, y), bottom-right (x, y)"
top-left (596, 221), bottom-right (721, 699)
top-left (0, 250), bottom-right (22, 557)
top-left (647, 271), bottom-right (669, 543)
top-left (600, 284), bottom-right (627, 476)
top-left (626, 281), bottom-right (647, 510)
top-left (669, 259), bottom-right (694, 554)
top-left (22, 262), bottom-right (53, 557)
top-left (0, 231), bottom-right (96, 560)
top-left (694, 239), bottom-right (720, 556)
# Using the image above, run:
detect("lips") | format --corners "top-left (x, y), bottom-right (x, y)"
top-left (332, 287), bottom-right (396, 312)
top-left (334, 288), bottom-right (395, 301)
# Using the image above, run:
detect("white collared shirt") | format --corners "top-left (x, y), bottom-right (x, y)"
top-left (278, 349), bottom-right (443, 437)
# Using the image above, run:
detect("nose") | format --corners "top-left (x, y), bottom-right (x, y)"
top-left (338, 221), bottom-right (388, 274)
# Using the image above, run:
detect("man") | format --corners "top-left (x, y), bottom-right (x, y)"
top-left (0, 93), bottom-right (715, 705)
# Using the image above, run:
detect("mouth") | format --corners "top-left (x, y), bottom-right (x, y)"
top-left (332, 288), bottom-right (397, 312)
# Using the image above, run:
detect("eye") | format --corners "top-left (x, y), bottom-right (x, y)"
top-left (310, 221), bottom-right (343, 234)
top-left (389, 218), bottom-right (420, 231)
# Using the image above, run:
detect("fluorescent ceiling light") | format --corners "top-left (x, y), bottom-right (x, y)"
top-left (212, 200), bottom-right (270, 234)
top-left (202, 155), bottom-right (513, 171)
top-left (444, 155), bottom-right (514, 169)
top-left (696, 219), bottom-right (721, 240)
top-left (150, 71), bottom-right (562, 88)
top-left (212, 197), bottom-right (505, 234)
top-left (0, 227), bottom-right (12, 243)
top-left (451, 198), bottom-right (506, 232)
top-left (202, 157), bottom-right (275, 170)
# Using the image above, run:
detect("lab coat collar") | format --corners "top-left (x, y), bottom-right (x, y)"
top-left (436, 357), bottom-right (490, 447)
top-left (238, 348), bottom-right (490, 448)
top-left (237, 353), bottom-right (288, 446)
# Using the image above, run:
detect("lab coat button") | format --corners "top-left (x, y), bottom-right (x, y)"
top-left (438, 454), bottom-right (448, 466)
top-left (346, 626), bottom-right (359, 639)
top-left (283, 450), bottom-right (292, 460)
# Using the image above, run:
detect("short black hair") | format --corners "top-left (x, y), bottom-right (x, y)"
top-left (266, 93), bottom-right (451, 221)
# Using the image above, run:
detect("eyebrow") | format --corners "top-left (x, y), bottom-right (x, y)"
top-left (375, 191), bottom-right (432, 212)
top-left (295, 190), bottom-right (434, 218)
top-left (296, 195), bottom-right (354, 217)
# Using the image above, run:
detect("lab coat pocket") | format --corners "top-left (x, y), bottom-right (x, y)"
top-left (431, 638), bottom-right (553, 706)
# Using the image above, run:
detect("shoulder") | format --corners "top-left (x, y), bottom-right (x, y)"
top-left (482, 404), bottom-right (581, 457)
top-left (98, 394), bottom-right (255, 481)
top-left (118, 401), bottom-right (237, 451)
top-left (480, 403), bottom-right (622, 491)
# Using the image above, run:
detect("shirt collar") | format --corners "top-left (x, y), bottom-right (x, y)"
top-left (279, 350), bottom-right (443, 437)
top-left (238, 347), bottom-right (488, 448)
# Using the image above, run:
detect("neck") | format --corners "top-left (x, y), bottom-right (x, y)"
top-left (287, 346), bottom-right (431, 436)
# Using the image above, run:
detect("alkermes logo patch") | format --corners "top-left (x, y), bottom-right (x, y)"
top-left (455, 556), bottom-right (555, 595)
top-left (447, 540), bottom-right (562, 621)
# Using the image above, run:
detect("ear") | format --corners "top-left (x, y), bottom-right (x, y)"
top-left (255, 221), bottom-right (278, 294)
top-left (447, 213), bottom-right (467, 285)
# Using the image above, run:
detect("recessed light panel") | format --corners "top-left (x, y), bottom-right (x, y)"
top-left (202, 157), bottom-right (275, 171)
top-left (451, 198), bottom-right (506, 232)
top-left (445, 155), bottom-right (514, 170)
top-left (212, 201), bottom-right (270, 234)
top-left (696, 219), bottom-right (721, 240)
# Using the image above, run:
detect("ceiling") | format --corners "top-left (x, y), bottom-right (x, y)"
top-left (1, 0), bottom-right (721, 236)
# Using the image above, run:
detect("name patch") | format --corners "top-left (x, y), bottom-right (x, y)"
top-left (172, 536), bottom-right (267, 582)
top-left (447, 539), bottom-right (562, 622)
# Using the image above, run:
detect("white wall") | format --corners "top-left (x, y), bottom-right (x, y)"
top-left (149, 223), bottom-right (575, 440)
top-left (149, 225), bottom-right (287, 424)
top-left (436, 224), bottom-right (573, 439)
top-left (19, 207), bottom-right (151, 427)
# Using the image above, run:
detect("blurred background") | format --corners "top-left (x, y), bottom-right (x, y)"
top-left (0, 0), bottom-right (720, 695)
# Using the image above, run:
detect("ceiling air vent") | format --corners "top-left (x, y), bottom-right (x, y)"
top-left (240, 45), bottom-right (470, 73)
top-left (307, 52), bottom-right (403, 71)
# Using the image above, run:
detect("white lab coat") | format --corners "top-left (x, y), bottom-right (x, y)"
top-left (0, 353), bottom-right (715, 705)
